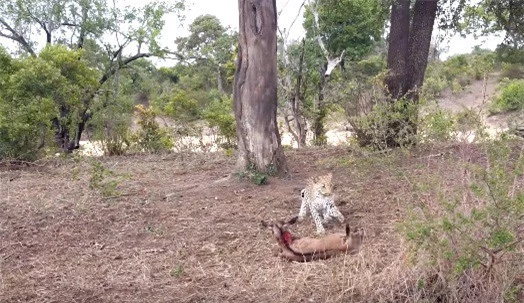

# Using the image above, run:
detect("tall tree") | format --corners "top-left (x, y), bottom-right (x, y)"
top-left (300, 0), bottom-right (388, 145)
top-left (0, 0), bottom-right (184, 151)
top-left (462, 0), bottom-right (524, 63)
top-left (384, 0), bottom-right (439, 147)
top-left (234, 0), bottom-right (287, 174)
top-left (176, 15), bottom-right (237, 94)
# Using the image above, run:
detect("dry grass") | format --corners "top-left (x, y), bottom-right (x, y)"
top-left (0, 144), bottom-right (522, 302)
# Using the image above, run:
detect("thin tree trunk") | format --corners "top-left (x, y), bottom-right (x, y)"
top-left (312, 63), bottom-right (327, 146)
top-left (234, 0), bottom-right (287, 174)
top-left (406, 0), bottom-right (439, 94)
top-left (217, 65), bottom-right (224, 93)
top-left (385, 0), bottom-right (410, 98)
top-left (380, 0), bottom-right (439, 148)
top-left (293, 38), bottom-right (307, 147)
top-left (77, 3), bottom-right (89, 49)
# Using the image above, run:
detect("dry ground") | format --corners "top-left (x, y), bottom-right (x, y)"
top-left (2, 143), bottom-right (521, 302)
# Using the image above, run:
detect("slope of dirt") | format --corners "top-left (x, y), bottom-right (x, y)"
top-left (435, 73), bottom-right (510, 130)
top-left (2, 144), bottom-right (521, 302)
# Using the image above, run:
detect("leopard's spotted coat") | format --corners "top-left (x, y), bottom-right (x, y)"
top-left (297, 173), bottom-right (345, 234)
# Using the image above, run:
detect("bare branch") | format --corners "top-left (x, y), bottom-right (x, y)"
top-left (0, 17), bottom-right (36, 56)
top-left (307, 0), bottom-right (328, 57)
top-left (306, 0), bottom-right (345, 77)
top-left (61, 22), bottom-right (79, 27)
top-left (99, 52), bottom-right (152, 86)
top-left (288, 1), bottom-right (306, 34)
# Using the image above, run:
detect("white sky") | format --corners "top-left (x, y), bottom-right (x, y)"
top-left (0, 0), bottom-right (505, 65)
top-left (155, 0), bottom-right (503, 65)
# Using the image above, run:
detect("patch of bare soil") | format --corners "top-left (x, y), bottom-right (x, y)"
top-left (0, 145), bottom-right (520, 302)
top-left (436, 73), bottom-right (510, 130)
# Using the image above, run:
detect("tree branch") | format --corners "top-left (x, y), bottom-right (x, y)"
top-left (307, 0), bottom-right (329, 57)
top-left (99, 52), bottom-right (152, 86)
top-left (25, 9), bottom-right (53, 44)
top-left (61, 22), bottom-right (79, 27)
top-left (306, 0), bottom-right (345, 77)
top-left (0, 17), bottom-right (36, 57)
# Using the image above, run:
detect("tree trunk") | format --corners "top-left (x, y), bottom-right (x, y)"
top-left (385, 0), bottom-right (410, 98)
top-left (217, 65), bottom-right (225, 93)
top-left (382, 0), bottom-right (439, 148)
top-left (286, 38), bottom-right (307, 148)
top-left (233, 0), bottom-right (287, 174)
top-left (312, 63), bottom-right (327, 146)
top-left (406, 0), bottom-right (439, 94)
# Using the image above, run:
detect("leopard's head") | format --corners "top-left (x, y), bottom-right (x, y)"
top-left (310, 173), bottom-right (334, 197)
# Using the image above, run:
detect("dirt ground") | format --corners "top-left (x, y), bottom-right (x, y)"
top-left (433, 72), bottom-right (520, 133)
top-left (1, 73), bottom-right (522, 303)
top-left (3, 142), bottom-right (521, 303)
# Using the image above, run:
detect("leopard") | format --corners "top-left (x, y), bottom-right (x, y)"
top-left (296, 173), bottom-right (345, 234)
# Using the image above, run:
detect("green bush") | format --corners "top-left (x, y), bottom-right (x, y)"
top-left (422, 76), bottom-right (447, 99)
top-left (442, 55), bottom-right (471, 82)
top-left (131, 105), bottom-right (174, 153)
top-left (422, 51), bottom-right (495, 99)
top-left (156, 89), bottom-right (201, 122)
top-left (89, 160), bottom-right (128, 197)
top-left (420, 107), bottom-right (455, 142)
top-left (354, 55), bottom-right (386, 77)
top-left (349, 97), bottom-right (419, 149)
top-left (500, 63), bottom-right (524, 80)
top-left (401, 137), bottom-right (524, 301)
top-left (203, 95), bottom-right (236, 148)
top-left (89, 93), bottom-right (134, 156)
top-left (496, 44), bottom-right (524, 65)
top-left (0, 46), bottom-right (98, 160)
top-left (490, 79), bottom-right (524, 113)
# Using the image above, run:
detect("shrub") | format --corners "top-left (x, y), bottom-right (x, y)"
top-left (349, 97), bottom-right (418, 149)
top-left (470, 51), bottom-right (496, 80)
top-left (490, 79), bottom-right (524, 113)
top-left (419, 105), bottom-right (487, 144)
top-left (131, 105), bottom-right (174, 153)
top-left (203, 95), bottom-right (236, 148)
top-left (89, 94), bottom-right (134, 156)
top-left (235, 162), bottom-right (272, 185)
top-left (158, 89), bottom-right (201, 122)
top-left (89, 160), bottom-right (128, 197)
top-left (422, 76), bottom-right (447, 99)
top-left (442, 55), bottom-right (471, 83)
top-left (501, 63), bottom-right (524, 80)
top-left (423, 51), bottom-right (495, 98)
top-left (401, 137), bottom-right (524, 302)
top-left (354, 55), bottom-right (386, 77)
top-left (420, 107), bottom-right (455, 142)
top-left (0, 46), bottom-right (98, 160)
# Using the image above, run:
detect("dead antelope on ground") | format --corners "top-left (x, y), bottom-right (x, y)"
top-left (261, 216), bottom-right (364, 262)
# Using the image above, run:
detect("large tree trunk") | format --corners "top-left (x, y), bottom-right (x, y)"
top-left (382, 0), bottom-right (439, 148)
top-left (385, 0), bottom-right (411, 98)
top-left (233, 0), bottom-right (287, 174)
top-left (406, 0), bottom-right (439, 95)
